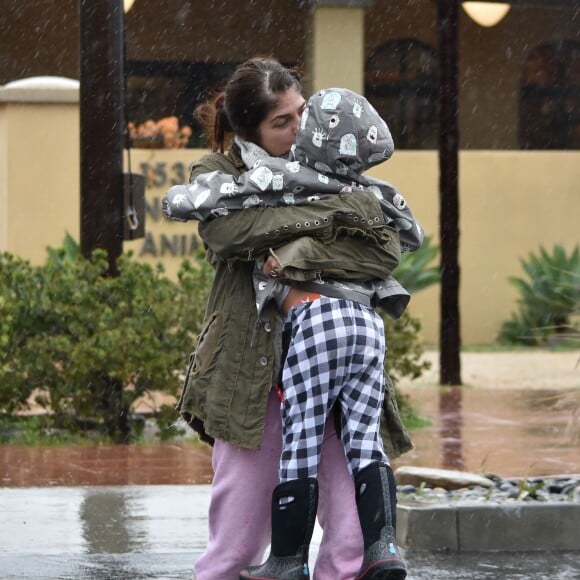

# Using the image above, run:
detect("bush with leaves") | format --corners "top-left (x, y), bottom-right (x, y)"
top-left (0, 235), bottom-right (212, 443)
top-left (377, 238), bottom-right (439, 422)
top-left (498, 244), bottom-right (580, 346)
top-left (0, 252), bottom-right (40, 415)
top-left (1, 231), bottom-right (437, 443)
top-left (383, 312), bottom-right (430, 383)
top-left (382, 310), bottom-right (432, 426)
top-left (392, 235), bottom-right (440, 294)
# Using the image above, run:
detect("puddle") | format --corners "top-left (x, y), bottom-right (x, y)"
top-left (0, 386), bottom-right (578, 487)
top-left (0, 443), bottom-right (213, 487)
top-left (395, 385), bottom-right (580, 477)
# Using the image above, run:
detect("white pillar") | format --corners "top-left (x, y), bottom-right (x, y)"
top-left (0, 76), bottom-right (79, 261)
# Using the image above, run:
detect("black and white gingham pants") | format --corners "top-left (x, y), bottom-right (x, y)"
top-left (278, 296), bottom-right (388, 482)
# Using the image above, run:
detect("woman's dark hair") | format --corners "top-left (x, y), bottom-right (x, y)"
top-left (195, 57), bottom-right (302, 152)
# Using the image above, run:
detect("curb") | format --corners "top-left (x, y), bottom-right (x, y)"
top-left (397, 503), bottom-right (580, 552)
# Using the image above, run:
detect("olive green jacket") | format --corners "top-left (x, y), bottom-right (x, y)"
top-left (176, 146), bottom-right (413, 457)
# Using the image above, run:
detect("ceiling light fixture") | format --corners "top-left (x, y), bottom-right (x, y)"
top-left (462, 2), bottom-right (510, 27)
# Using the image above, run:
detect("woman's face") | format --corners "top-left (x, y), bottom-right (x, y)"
top-left (257, 86), bottom-right (306, 157)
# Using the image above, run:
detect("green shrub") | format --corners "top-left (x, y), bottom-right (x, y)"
top-left (0, 253), bottom-right (40, 415)
top-left (1, 233), bottom-right (433, 443)
top-left (385, 235), bottom-right (438, 388)
top-left (393, 236), bottom-right (440, 294)
top-left (383, 311), bottom-right (430, 383)
top-left (498, 244), bottom-right (580, 346)
top-left (383, 311), bottom-right (432, 428)
top-left (0, 236), bottom-right (212, 443)
top-left (384, 238), bottom-right (439, 425)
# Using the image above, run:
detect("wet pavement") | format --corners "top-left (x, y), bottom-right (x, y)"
top-left (0, 443), bottom-right (214, 487)
top-left (0, 386), bottom-right (580, 487)
top-left (2, 484), bottom-right (580, 579)
top-left (2, 350), bottom-right (578, 487)
top-left (1, 383), bottom-right (579, 488)
top-left (1, 351), bottom-right (579, 578)
top-left (398, 384), bottom-right (580, 477)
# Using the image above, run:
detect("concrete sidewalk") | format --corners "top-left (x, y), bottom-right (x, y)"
top-left (2, 485), bottom-right (580, 579)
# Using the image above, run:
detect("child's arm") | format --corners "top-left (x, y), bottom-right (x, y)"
top-left (163, 158), bottom-right (345, 223)
top-left (358, 178), bottom-right (424, 252)
top-left (162, 168), bottom-right (275, 222)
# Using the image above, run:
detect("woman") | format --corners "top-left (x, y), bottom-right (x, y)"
top-left (176, 58), bottom-right (412, 580)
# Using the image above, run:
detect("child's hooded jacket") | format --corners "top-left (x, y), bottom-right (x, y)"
top-left (164, 88), bottom-right (423, 253)
top-left (163, 88), bottom-right (425, 319)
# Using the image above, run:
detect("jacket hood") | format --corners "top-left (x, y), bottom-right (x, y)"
top-left (294, 88), bottom-right (394, 180)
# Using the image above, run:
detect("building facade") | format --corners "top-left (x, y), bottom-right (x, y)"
top-left (1, 0), bottom-right (579, 344)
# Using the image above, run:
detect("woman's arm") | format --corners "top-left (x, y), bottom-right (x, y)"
top-left (268, 230), bottom-right (400, 282)
top-left (180, 151), bottom-right (392, 267)
top-left (199, 188), bottom-right (387, 260)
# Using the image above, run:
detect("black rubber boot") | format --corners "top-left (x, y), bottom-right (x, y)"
top-left (354, 462), bottom-right (407, 580)
top-left (240, 478), bottom-right (319, 580)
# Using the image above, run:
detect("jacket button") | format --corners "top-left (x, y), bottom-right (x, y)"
top-left (259, 357), bottom-right (268, 366)
top-left (264, 322), bottom-right (272, 332)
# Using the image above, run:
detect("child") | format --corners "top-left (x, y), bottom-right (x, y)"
top-left (164, 88), bottom-right (419, 580)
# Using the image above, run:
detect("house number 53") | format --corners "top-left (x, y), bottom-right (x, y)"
top-left (139, 161), bottom-right (187, 188)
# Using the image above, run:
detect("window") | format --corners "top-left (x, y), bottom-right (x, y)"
top-left (126, 61), bottom-right (237, 146)
top-left (365, 39), bottom-right (439, 149)
top-left (519, 41), bottom-right (580, 149)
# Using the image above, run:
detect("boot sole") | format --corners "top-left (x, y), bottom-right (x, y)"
top-left (355, 560), bottom-right (407, 580)
top-left (366, 572), bottom-right (406, 580)
top-left (240, 574), bottom-right (309, 580)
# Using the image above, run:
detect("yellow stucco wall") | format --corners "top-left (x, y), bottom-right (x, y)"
top-left (365, 1), bottom-right (580, 149)
top-left (367, 151), bottom-right (580, 345)
top-left (1, 89), bottom-right (579, 346)
top-left (3, 1), bottom-right (579, 150)
top-left (122, 149), bottom-right (204, 267)
top-left (0, 95), bottom-right (79, 261)
top-left (0, 104), bottom-right (6, 250)
top-left (309, 7), bottom-right (365, 94)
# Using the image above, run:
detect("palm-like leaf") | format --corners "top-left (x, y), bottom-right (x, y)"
top-left (393, 236), bottom-right (440, 294)
top-left (499, 244), bottom-right (580, 345)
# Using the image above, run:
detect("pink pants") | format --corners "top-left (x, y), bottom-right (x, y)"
top-left (193, 389), bottom-right (364, 580)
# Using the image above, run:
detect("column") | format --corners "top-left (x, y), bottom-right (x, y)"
top-left (0, 76), bottom-right (79, 262)
top-left (305, 0), bottom-right (373, 94)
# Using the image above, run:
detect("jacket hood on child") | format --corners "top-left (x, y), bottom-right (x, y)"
top-left (294, 88), bottom-right (394, 181)
top-left (163, 87), bottom-right (423, 252)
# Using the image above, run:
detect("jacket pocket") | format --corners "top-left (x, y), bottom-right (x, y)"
top-left (189, 311), bottom-right (223, 377)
